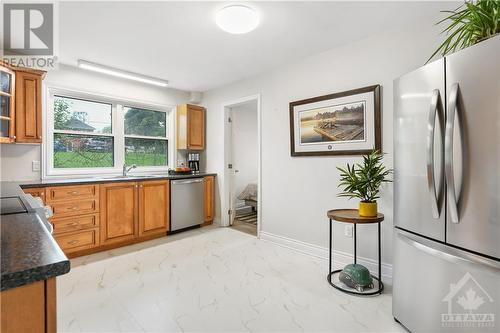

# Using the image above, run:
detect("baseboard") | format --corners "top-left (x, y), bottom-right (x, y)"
top-left (259, 231), bottom-right (392, 282)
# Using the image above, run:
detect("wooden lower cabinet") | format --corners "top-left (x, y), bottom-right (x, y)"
top-left (22, 177), bottom-right (213, 257)
top-left (99, 182), bottom-right (138, 245)
top-left (204, 176), bottom-right (215, 224)
top-left (22, 187), bottom-right (46, 204)
top-left (0, 278), bottom-right (56, 333)
top-left (139, 180), bottom-right (169, 237)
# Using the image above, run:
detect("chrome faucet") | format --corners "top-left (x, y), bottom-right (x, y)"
top-left (122, 164), bottom-right (137, 177)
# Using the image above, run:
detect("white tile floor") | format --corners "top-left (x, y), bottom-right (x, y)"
top-left (57, 226), bottom-right (404, 333)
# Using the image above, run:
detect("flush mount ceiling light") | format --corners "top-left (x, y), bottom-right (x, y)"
top-left (77, 60), bottom-right (169, 87)
top-left (215, 4), bottom-right (259, 34)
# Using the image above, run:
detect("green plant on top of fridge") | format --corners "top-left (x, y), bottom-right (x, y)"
top-left (428, 0), bottom-right (500, 63)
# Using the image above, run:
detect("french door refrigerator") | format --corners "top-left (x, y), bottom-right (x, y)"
top-left (393, 35), bottom-right (499, 332)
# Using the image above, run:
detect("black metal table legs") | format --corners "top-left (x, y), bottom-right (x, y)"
top-left (327, 219), bottom-right (384, 295)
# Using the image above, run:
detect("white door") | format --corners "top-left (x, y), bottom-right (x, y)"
top-left (228, 112), bottom-right (236, 225)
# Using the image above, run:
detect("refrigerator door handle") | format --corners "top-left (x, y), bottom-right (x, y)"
top-left (445, 83), bottom-right (462, 223)
top-left (427, 89), bottom-right (443, 219)
top-left (397, 229), bottom-right (500, 274)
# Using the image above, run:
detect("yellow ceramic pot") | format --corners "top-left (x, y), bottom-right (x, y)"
top-left (359, 201), bottom-right (377, 217)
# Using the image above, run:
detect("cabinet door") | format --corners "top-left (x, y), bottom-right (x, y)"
top-left (15, 71), bottom-right (42, 143)
top-left (204, 176), bottom-right (214, 224)
top-left (100, 182), bottom-right (138, 245)
top-left (187, 105), bottom-right (205, 150)
top-left (0, 65), bottom-right (15, 143)
top-left (138, 180), bottom-right (169, 237)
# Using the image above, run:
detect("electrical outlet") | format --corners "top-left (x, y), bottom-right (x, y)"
top-left (32, 160), bottom-right (40, 172)
top-left (344, 225), bottom-right (353, 238)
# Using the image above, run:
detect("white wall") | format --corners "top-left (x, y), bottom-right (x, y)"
top-left (203, 22), bottom-right (446, 268)
top-left (231, 101), bottom-right (258, 208)
top-left (0, 64), bottom-right (190, 181)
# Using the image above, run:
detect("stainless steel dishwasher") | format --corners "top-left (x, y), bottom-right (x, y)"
top-left (170, 178), bottom-right (204, 232)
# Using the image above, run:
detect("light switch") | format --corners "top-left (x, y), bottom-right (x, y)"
top-left (32, 160), bottom-right (40, 172)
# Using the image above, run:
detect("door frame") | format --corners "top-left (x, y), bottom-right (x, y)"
top-left (221, 94), bottom-right (262, 237)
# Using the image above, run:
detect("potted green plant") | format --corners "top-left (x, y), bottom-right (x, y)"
top-left (427, 0), bottom-right (500, 63)
top-left (337, 151), bottom-right (393, 217)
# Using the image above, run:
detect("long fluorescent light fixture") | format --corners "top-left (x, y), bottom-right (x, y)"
top-left (77, 60), bottom-right (169, 87)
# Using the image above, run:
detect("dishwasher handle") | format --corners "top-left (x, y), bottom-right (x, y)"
top-left (171, 178), bottom-right (204, 185)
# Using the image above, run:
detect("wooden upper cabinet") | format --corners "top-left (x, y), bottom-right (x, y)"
top-left (15, 70), bottom-right (43, 143)
top-left (0, 65), bottom-right (16, 143)
top-left (100, 182), bottom-right (138, 245)
top-left (138, 180), bottom-right (169, 237)
top-left (177, 104), bottom-right (205, 150)
top-left (204, 176), bottom-right (215, 223)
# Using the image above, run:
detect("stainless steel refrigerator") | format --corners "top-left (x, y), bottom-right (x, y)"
top-left (393, 35), bottom-right (500, 332)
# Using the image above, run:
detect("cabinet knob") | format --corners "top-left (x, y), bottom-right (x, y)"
top-left (68, 240), bottom-right (79, 245)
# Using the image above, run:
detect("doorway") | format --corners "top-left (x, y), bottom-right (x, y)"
top-left (222, 94), bottom-right (261, 237)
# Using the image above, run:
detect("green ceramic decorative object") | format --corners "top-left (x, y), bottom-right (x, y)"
top-left (339, 264), bottom-right (374, 292)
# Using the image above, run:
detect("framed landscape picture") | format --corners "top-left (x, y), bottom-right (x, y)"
top-left (289, 85), bottom-right (381, 156)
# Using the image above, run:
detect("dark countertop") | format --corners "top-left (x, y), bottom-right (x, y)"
top-left (19, 172), bottom-right (217, 188)
top-left (1, 182), bottom-right (70, 291)
top-left (0, 172), bottom-right (216, 291)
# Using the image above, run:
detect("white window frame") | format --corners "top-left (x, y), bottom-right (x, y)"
top-left (43, 85), bottom-right (176, 178)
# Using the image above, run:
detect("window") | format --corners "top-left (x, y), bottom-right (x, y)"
top-left (124, 107), bottom-right (168, 167)
top-left (53, 96), bottom-right (114, 168)
top-left (45, 88), bottom-right (173, 177)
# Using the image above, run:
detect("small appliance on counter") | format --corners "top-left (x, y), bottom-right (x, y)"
top-left (188, 153), bottom-right (200, 174)
top-left (168, 165), bottom-right (193, 175)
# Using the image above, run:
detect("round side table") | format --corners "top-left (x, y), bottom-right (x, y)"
top-left (327, 209), bottom-right (384, 296)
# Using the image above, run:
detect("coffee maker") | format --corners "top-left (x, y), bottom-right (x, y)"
top-left (188, 153), bottom-right (200, 174)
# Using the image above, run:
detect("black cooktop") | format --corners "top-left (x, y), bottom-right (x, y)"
top-left (0, 197), bottom-right (28, 215)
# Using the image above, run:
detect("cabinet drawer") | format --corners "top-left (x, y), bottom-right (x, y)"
top-left (47, 184), bottom-right (98, 202)
top-left (55, 228), bottom-right (99, 253)
top-left (50, 199), bottom-right (98, 218)
top-left (22, 187), bottom-right (46, 204)
top-left (51, 214), bottom-right (99, 235)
